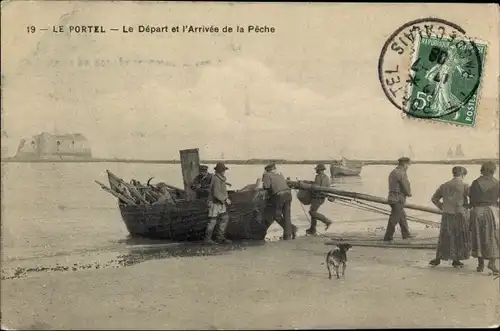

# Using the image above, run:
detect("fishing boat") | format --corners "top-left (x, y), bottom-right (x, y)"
top-left (330, 157), bottom-right (363, 177)
top-left (96, 149), bottom-right (276, 242)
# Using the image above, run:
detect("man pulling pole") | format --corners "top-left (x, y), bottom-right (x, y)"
top-left (262, 163), bottom-right (297, 240)
top-left (383, 157), bottom-right (413, 242)
top-left (306, 163), bottom-right (333, 235)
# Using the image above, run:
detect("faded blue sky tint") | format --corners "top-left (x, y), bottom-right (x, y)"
top-left (1, 2), bottom-right (498, 160)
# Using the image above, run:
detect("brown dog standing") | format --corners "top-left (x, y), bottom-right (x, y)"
top-left (326, 243), bottom-right (352, 279)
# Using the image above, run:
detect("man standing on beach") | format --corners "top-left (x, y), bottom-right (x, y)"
top-left (306, 163), bottom-right (333, 235)
top-left (383, 157), bottom-right (413, 242)
top-left (262, 163), bottom-right (297, 240)
top-left (205, 162), bottom-right (232, 245)
top-left (190, 165), bottom-right (213, 199)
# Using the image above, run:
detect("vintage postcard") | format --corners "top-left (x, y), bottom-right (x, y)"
top-left (1, 1), bottom-right (499, 330)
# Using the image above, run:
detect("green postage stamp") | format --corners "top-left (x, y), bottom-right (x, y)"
top-left (405, 35), bottom-right (487, 127)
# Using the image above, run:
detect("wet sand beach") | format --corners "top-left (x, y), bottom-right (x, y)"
top-left (1, 236), bottom-right (498, 330)
top-left (1, 163), bottom-right (499, 329)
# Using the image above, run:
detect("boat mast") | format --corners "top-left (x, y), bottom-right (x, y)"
top-left (447, 147), bottom-right (454, 158)
top-left (455, 144), bottom-right (464, 157)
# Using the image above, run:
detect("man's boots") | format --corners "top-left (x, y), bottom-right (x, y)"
top-left (215, 214), bottom-right (232, 244)
top-left (204, 219), bottom-right (217, 245)
top-left (305, 228), bottom-right (317, 235)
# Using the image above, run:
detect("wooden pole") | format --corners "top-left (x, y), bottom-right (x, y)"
top-left (179, 148), bottom-right (200, 201)
top-left (106, 170), bottom-right (150, 205)
top-left (287, 180), bottom-right (443, 215)
top-left (95, 180), bottom-right (137, 205)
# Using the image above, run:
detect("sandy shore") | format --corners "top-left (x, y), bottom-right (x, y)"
top-left (1, 236), bottom-right (499, 330)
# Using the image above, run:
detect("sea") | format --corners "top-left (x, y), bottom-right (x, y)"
top-left (1, 162), bottom-right (496, 264)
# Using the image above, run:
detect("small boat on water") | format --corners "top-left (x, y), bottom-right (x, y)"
top-left (330, 157), bottom-right (363, 177)
top-left (95, 149), bottom-right (276, 242)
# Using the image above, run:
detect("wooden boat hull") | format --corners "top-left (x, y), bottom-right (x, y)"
top-left (330, 165), bottom-right (362, 177)
top-left (118, 189), bottom-right (277, 241)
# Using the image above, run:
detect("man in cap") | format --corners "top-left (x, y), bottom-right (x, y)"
top-left (190, 165), bottom-right (213, 199)
top-left (262, 163), bottom-right (297, 240)
top-left (205, 162), bottom-right (232, 245)
top-left (383, 157), bottom-right (413, 242)
top-left (306, 163), bottom-right (333, 235)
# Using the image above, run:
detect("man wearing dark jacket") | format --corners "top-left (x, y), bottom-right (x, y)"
top-left (383, 157), bottom-right (413, 242)
top-left (190, 165), bottom-right (213, 199)
top-left (262, 163), bottom-right (297, 240)
top-left (306, 163), bottom-right (333, 235)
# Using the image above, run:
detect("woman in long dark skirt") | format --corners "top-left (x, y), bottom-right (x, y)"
top-left (429, 166), bottom-right (471, 268)
top-left (468, 161), bottom-right (499, 275)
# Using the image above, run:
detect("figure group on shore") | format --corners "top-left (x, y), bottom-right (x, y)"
top-left (190, 161), bottom-right (334, 244)
top-left (191, 157), bottom-right (499, 276)
top-left (384, 157), bottom-right (499, 275)
top-left (430, 161), bottom-right (499, 274)
top-left (261, 162), bottom-right (334, 240)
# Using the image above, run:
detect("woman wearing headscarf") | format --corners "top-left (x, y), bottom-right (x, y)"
top-left (429, 166), bottom-right (471, 268)
top-left (468, 161), bottom-right (499, 275)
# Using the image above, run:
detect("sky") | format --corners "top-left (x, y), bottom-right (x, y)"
top-left (1, 2), bottom-right (498, 160)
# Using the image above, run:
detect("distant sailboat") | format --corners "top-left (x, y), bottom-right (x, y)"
top-left (455, 144), bottom-right (465, 158)
top-left (446, 144), bottom-right (465, 159)
top-left (447, 147), bottom-right (454, 158)
top-left (408, 145), bottom-right (415, 159)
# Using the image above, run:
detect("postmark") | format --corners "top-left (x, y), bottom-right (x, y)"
top-left (378, 18), bottom-right (485, 126)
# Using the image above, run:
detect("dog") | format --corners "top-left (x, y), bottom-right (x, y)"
top-left (326, 243), bottom-right (352, 279)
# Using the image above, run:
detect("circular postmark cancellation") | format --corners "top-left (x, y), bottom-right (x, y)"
top-left (378, 18), bottom-right (485, 121)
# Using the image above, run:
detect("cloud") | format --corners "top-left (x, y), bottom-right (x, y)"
top-left (2, 55), bottom-right (497, 160)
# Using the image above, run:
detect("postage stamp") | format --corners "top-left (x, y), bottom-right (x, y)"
top-left (377, 17), bottom-right (487, 127)
top-left (405, 35), bottom-right (487, 127)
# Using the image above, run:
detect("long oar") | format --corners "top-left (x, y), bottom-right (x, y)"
top-left (287, 180), bottom-right (443, 215)
top-left (325, 192), bottom-right (440, 226)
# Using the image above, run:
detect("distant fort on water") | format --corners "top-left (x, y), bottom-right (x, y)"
top-left (12, 132), bottom-right (92, 160)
